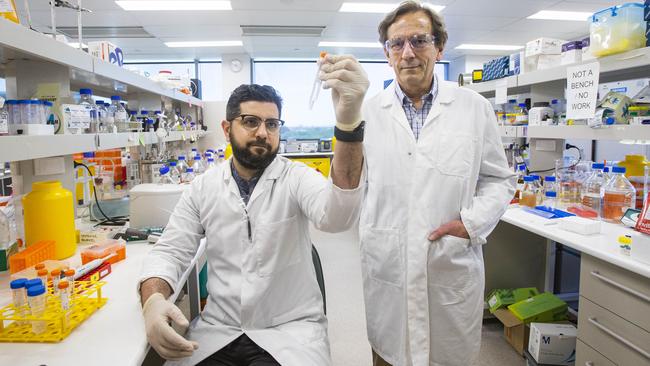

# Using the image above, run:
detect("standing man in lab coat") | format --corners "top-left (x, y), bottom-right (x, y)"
top-left (138, 55), bottom-right (369, 365)
top-left (354, 1), bottom-right (516, 365)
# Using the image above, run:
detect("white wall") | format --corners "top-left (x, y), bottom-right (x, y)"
top-left (221, 53), bottom-right (252, 100)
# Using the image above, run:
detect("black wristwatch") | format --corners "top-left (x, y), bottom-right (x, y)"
top-left (334, 121), bottom-right (365, 142)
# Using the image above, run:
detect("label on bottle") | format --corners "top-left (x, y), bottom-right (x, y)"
top-left (62, 104), bottom-right (91, 132)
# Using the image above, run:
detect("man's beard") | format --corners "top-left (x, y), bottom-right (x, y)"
top-left (230, 132), bottom-right (278, 171)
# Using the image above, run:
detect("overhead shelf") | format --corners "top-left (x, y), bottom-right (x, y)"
top-left (0, 19), bottom-right (203, 107)
top-left (526, 125), bottom-right (650, 140)
top-left (499, 125), bottom-right (527, 138)
top-left (0, 131), bottom-right (207, 163)
top-left (464, 47), bottom-right (650, 95)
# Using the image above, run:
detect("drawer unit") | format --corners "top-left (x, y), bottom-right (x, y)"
top-left (577, 297), bottom-right (650, 365)
top-left (580, 254), bottom-right (650, 332)
top-left (576, 340), bottom-right (616, 366)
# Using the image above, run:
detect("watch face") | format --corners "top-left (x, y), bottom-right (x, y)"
top-left (230, 59), bottom-right (243, 72)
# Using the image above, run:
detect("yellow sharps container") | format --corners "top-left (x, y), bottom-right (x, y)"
top-left (23, 181), bottom-right (77, 259)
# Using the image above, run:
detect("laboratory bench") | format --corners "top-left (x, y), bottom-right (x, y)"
top-left (487, 206), bottom-right (650, 365)
top-left (0, 237), bottom-right (206, 366)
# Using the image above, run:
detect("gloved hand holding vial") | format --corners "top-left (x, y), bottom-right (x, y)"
top-left (317, 53), bottom-right (369, 131)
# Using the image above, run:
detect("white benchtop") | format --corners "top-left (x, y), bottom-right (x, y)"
top-left (501, 206), bottom-right (650, 279)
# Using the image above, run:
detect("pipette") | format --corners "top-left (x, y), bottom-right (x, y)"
top-left (309, 51), bottom-right (328, 109)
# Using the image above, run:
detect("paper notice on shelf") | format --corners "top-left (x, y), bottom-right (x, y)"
top-left (495, 79), bottom-right (508, 105)
top-left (566, 62), bottom-right (600, 119)
top-left (61, 104), bottom-right (91, 132)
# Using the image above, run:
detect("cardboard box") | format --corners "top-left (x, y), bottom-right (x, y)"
top-left (493, 308), bottom-right (532, 355)
top-left (526, 37), bottom-right (565, 57)
top-left (528, 322), bottom-right (577, 365)
top-left (508, 292), bottom-right (568, 324)
top-left (487, 287), bottom-right (540, 313)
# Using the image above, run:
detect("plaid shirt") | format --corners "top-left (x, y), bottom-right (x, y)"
top-left (394, 76), bottom-right (439, 140)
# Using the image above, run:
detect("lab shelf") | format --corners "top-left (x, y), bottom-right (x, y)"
top-left (526, 125), bottom-right (650, 141)
top-left (498, 126), bottom-right (527, 138)
top-left (0, 131), bottom-right (207, 163)
top-left (0, 19), bottom-right (203, 107)
top-left (463, 47), bottom-right (650, 96)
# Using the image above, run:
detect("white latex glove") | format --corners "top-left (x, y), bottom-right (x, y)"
top-left (142, 293), bottom-right (199, 361)
top-left (319, 54), bottom-right (369, 131)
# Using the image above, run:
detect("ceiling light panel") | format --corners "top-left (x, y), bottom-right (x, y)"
top-left (527, 10), bottom-right (592, 21)
top-left (339, 2), bottom-right (445, 13)
top-left (115, 1), bottom-right (232, 11)
top-left (455, 44), bottom-right (523, 51)
top-left (165, 41), bottom-right (243, 48)
top-left (319, 41), bottom-right (383, 48)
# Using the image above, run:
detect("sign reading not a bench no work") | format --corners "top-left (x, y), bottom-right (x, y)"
top-left (566, 62), bottom-right (600, 120)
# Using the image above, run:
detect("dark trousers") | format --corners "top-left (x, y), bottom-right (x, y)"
top-left (197, 334), bottom-right (281, 366)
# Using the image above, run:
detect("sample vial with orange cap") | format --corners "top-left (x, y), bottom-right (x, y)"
top-left (309, 51), bottom-right (328, 109)
top-left (58, 280), bottom-right (71, 310)
top-left (37, 269), bottom-right (49, 287)
top-left (64, 269), bottom-right (75, 295)
top-left (51, 268), bottom-right (62, 294)
top-left (34, 263), bottom-right (45, 271)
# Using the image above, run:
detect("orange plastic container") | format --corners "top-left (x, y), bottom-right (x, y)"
top-left (8, 240), bottom-right (56, 274)
top-left (80, 239), bottom-right (126, 265)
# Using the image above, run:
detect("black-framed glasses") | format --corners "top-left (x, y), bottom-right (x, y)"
top-left (232, 114), bottom-right (285, 134)
top-left (385, 33), bottom-right (435, 54)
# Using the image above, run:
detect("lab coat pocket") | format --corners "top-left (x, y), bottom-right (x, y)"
top-left (428, 235), bottom-right (476, 305)
top-left (360, 227), bottom-right (403, 287)
top-left (255, 215), bottom-right (302, 277)
top-left (433, 133), bottom-right (476, 177)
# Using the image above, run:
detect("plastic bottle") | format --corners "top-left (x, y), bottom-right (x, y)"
top-left (603, 166), bottom-right (636, 223)
top-left (176, 155), bottom-right (189, 175)
top-left (520, 176), bottom-right (537, 208)
top-left (158, 165), bottom-right (177, 184)
top-left (581, 163), bottom-right (606, 218)
top-left (79, 89), bottom-right (96, 133)
top-left (145, 118), bottom-right (155, 132)
top-left (23, 181), bottom-right (77, 259)
top-left (217, 149), bottom-right (226, 163)
top-left (10, 278), bottom-right (28, 324)
top-left (190, 148), bottom-right (198, 160)
top-left (128, 111), bottom-right (140, 132)
top-left (532, 175), bottom-right (543, 204)
top-left (514, 165), bottom-right (526, 202)
top-left (108, 96), bottom-right (126, 133)
top-left (169, 161), bottom-right (182, 183)
top-left (182, 167), bottom-right (196, 183)
top-left (515, 103), bottom-right (529, 125)
top-left (206, 157), bottom-right (216, 171)
top-left (27, 284), bottom-right (47, 334)
top-left (603, 166), bottom-right (611, 184)
top-left (193, 155), bottom-right (205, 175)
top-left (543, 176), bottom-right (556, 197)
top-left (544, 191), bottom-right (557, 211)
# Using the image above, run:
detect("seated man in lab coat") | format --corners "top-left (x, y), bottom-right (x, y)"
top-left (138, 55), bottom-right (368, 366)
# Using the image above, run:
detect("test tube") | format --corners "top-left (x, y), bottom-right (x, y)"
top-left (309, 51), bottom-right (328, 109)
top-left (51, 269), bottom-right (61, 295)
top-left (64, 269), bottom-right (75, 296)
top-left (37, 269), bottom-right (49, 288)
top-left (27, 284), bottom-right (47, 334)
top-left (10, 278), bottom-right (29, 325)
top-left (58, 280), bottom-right (71, 328)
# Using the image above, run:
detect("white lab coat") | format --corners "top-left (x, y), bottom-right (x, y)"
top-left (140, 156), bottom-right (365, 366)
top-left (360, 80), bottom-right (516, 366)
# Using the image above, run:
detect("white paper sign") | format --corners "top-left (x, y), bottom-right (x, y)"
top-left (566, 62), bottom-right (600, 119)
top-left (495, 79), bottom-right (508, 105)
